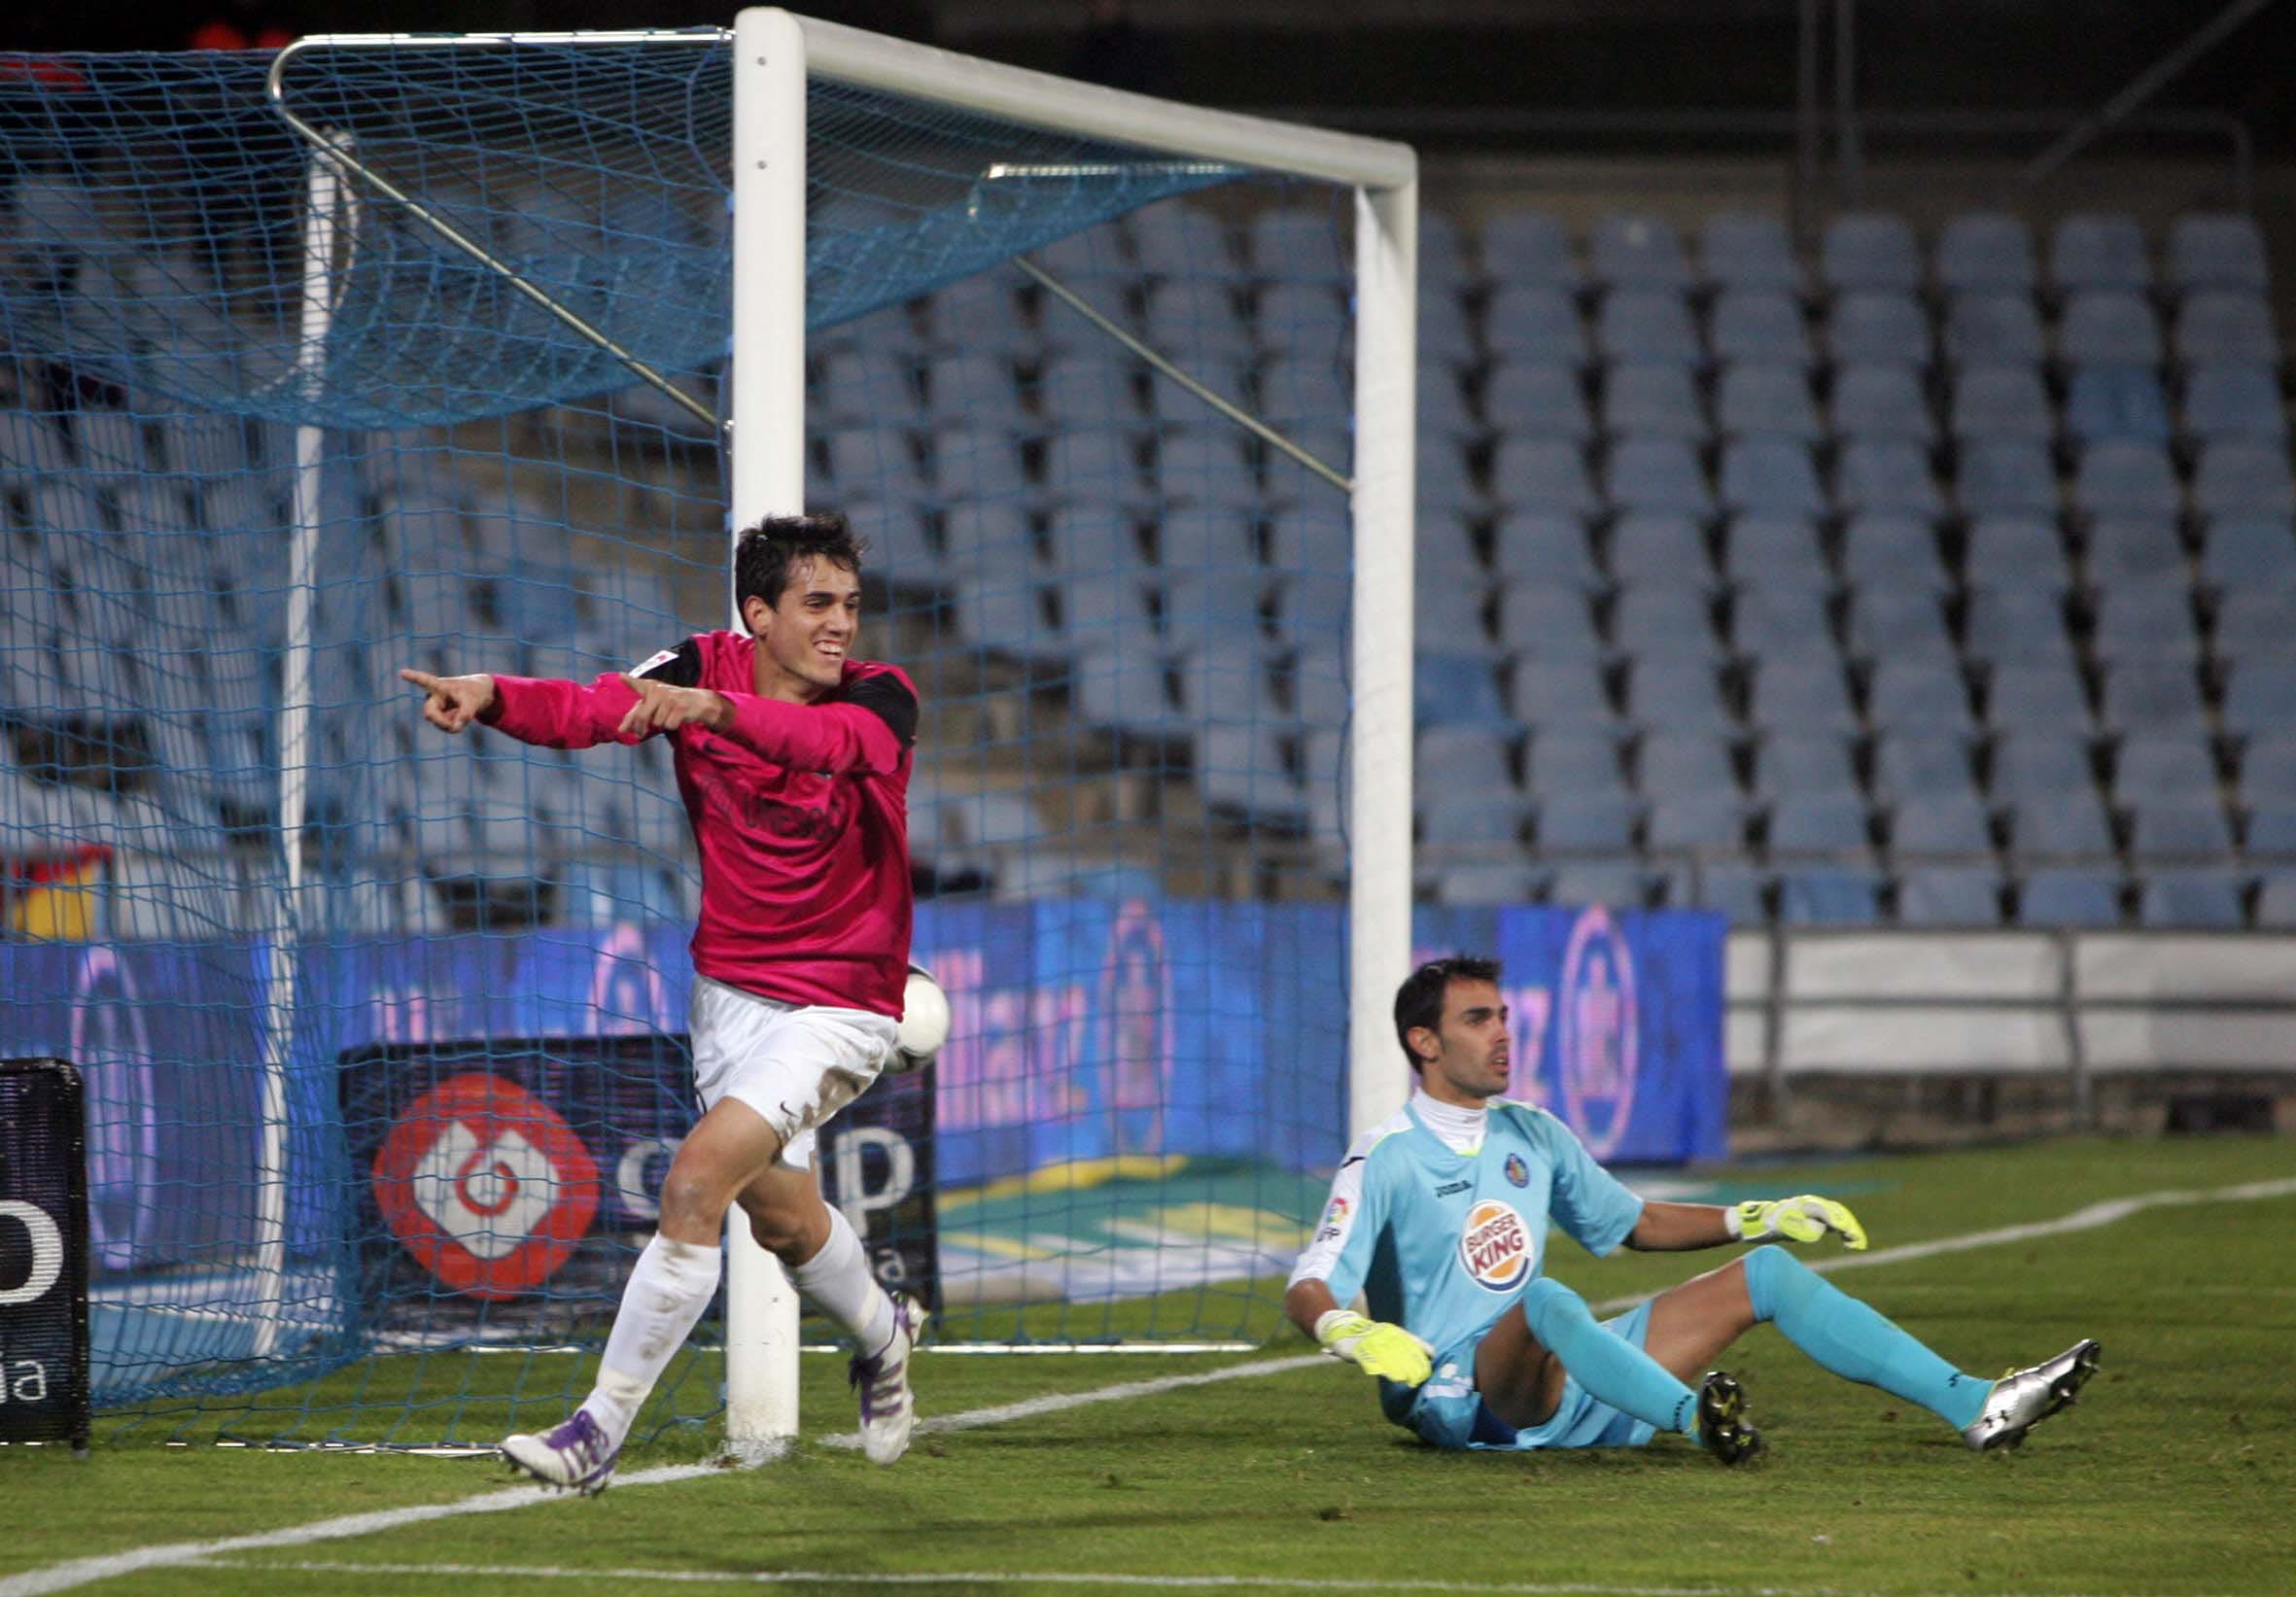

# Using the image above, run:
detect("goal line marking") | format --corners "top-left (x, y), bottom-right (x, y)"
top-left (8, 1173), bottom-right (2290, 1597)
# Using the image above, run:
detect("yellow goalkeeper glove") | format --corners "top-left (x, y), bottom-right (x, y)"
top-left (1727, 1195), bottom-right (1868, 1250)
top-left (1313, 1309), bottom-right (1434, 1385)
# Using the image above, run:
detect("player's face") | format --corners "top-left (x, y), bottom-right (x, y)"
top-left (1419, 977), bottom-right (1511, 1104)
top-left (747, 556), bottom-right (861, 700)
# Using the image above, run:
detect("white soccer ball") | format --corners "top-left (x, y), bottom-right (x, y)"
top-left (892, 961), bottom-right (951, 1070)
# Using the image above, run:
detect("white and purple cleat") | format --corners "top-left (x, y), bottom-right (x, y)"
top-left (850, 1292), bottom-right (928, 1465)
top-left (501, 1408), bottom-right (621, 1496)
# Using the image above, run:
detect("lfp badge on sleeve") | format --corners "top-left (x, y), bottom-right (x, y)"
top-left (0, 1058), bottom-right (90, 1452)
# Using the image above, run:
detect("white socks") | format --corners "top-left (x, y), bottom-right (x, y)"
top-left (790, 1205), bottom-right (897, 1355)
top-left (581, 1233), bottom-right (721, 1444)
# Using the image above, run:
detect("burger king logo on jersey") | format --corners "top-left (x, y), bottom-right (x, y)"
top-left (1459, 1198), bottom-right (1536, 1292)
top-left (373, 1072), bottom-right (601, 1300)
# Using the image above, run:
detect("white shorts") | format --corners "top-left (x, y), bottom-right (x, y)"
top-left (689, 974), bottom-right (898, 1171)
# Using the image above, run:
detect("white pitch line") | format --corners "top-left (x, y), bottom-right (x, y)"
top-left (182, 1560), bottom-right (1886, 1596)
top-left (818, 1353), bottom-right (1327, 1451)
top-left (12, 1174), bottom-right (2295, 1596)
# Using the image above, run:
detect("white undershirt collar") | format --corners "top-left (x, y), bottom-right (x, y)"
top-left (1411, 1086), bottom-right (1488, 1156)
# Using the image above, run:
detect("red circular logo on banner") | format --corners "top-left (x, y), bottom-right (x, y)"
top-left (372, 1072), bottom-right (601, 1300)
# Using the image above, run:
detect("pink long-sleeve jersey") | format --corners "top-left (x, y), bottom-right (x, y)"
top-left (482, 629), bottom-right (916, 1016)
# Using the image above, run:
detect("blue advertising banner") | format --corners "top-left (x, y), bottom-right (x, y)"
top-left (0, 899), bottom-right (1722, 1280)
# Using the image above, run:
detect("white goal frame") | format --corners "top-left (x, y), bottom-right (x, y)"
top-left (729, 8), bottom-right (1417, 1450)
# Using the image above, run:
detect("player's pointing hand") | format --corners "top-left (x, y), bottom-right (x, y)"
top-left (616, 674), bottom-right (732, 738)
top-left (400, 668), bottom-right (497, 734)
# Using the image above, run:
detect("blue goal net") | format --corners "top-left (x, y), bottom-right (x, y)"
top-left (0, 35), bottom-right (1361, 1445)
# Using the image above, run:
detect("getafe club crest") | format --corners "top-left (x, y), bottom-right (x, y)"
top-left (1458, 1198), bottom-right (1535, 1292)
top-left (1558, 905), bottom-right (1640, 1161)
top-left (1503, 1153), bottom-right (1530, 1188)
top-left (373, 1072), bottom-right (601, 1300)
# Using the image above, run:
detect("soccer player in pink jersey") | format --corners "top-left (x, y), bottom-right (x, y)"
top-left (400, 513), bottom-right (923, 1492)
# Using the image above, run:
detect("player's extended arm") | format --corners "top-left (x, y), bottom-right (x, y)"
top-left (399, 669), bottom-right (498, 735)
top-left (1624, 1195), bottom-right (1866, 1251)
top-left (1284, 1278), bottom-right (1433, 1385)
top-left (413, 667), bottom-right (652, 750)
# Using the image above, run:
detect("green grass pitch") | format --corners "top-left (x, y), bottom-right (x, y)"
top-left (5, 1134), bottom-right (2291, 1595)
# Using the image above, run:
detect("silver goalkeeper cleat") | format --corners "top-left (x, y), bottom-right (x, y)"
top-left (1963, 1338), bottom-right (2101, 1452)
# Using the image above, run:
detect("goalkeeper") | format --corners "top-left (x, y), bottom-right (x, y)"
top-left (1286, 955), bottom-right (2099, 1464)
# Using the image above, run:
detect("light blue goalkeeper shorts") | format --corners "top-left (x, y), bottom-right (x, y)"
top-left (1405, 1299), bottom-right (1659, 1452)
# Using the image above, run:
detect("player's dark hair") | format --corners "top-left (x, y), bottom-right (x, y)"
top-left (1393, 955), bottom-right (1501, 1073)
top-left (734, 512), bottom-right (865, 616)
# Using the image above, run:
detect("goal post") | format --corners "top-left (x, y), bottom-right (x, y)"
top-left (724, 8), bottom-right (1416, 1449)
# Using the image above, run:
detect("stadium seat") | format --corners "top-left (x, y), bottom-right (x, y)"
top-left (1625, 660), bottom-right (1734, 734)
top-left (1827, 292), bottom-right (1931, 366)
top-left (1606, 436), bottom-right (1714, 517)
top-left (1157, 505), bottom-right (1260, 573)
top-left (1935, 212), bottom-right (2037, 293)
top-left (2194, 439), bottom-right (2296, 518)
top-left (1992, 731), bottom-right (2097, 799)
top-left (2173, 291), bottom-right (2279, 366)
top-left (1710, 292), bottom-right (1813, 368)
top-left (1986, 660), bottom-right (2095, 732)
top-left (1484, 286), bottom-right (1590, 366)
top-left (1248, 206), bottom-right (1344, 280)
top-left (1484, 361), bottom-right (1592, 438)
top-left (1256, 283), bottom-right (1351, 357)
top-left (2139, 868), bottom-right (2248, 927)
top-left (2203, 516), bottom-right (2296, 589)
top-left (1479, 209), bottom-right (1579, 288)
top-left (2063, 365), bottom-right (2173, 444)
top-left (1644, 792), bottom-right (1749, 853)
top-left (1061, 572), bottom-right (1163, 652)
top-left (2116, 732), bottom-right (2219, 803)
top-left (1964, 582), bottom-right (2075, 664)
top-left (2180, 364), bottom-right (2286, 442)
top-left (1891, 788), bottom-right (1993, 853)
top-left (1718, 437), bottom-right (1826, 518)
top-left (1957, 440), bottom-right (2059, 519)
top-left (2127, 800), bottom-right (2235, 862)
top-left (1638, 730), bottom-right (1737, 796)
top-left (1949, 365), bottom-right (2051, 443)
top-left (2243, 732), bottom-right (2296, 799)
top-left (1716, 363), bottom-right (1819, 440)
top-left (2246, 801), bottom-right (2296, 856)
top-left (932, 425), bottom-right (1030, 501)
top-left (1867, 657), bottom-right (1975, 734)
top-left (2018, 868), bottom-right (2125, 926)
top-left (2220, 660), bottom-right (2296, 737)
top-left (1195, 724), bottom-right (1304, 821)
top-left (1614, 581), bottom-right (1722, 661)
top-left (1833, 363), bottom-right (1933, 442)
top-left (1776, 864), bottom-right (1884, 924)
top-left (1964, 515), bottom-right (2069, 588)
top-left (1072, 646), bottom-right (1180, 734)
top-left (1844, 582), bottom-right (1955, 664)
top-left (2214, 587), bottom-right (2296, 659)
top-left (1522, 729), bottom-right (1629, 798)
top-left (2099, 662), bottom-right (2209, 735)
top-left (1142, 280), bottom-right (1253, 359)
top-left (2167, 212), bottom-right (2269, 293)
top-left (1165, 571), bottom-right (1272, 645)
top-left (1420, 437), bottom-right (1485, 513)
top-left (1752, 732), bottom-right (1859, 800)
top-left (1270, 571), bottom-right (1347, 646)
top-left (1537, 791), bottom-right (1643, 851)
top-left (1419, 791), bottom-right (1535, 849)
top-left (2009, 788), bottom-right (2118, 863)
top-left (953, 574), bottom-right (1057, 658)
top-left (1596, 290), bottom-right (1701, 365)
top-left (1767, 787), bottom-right (1871, 851)
top-left (2058, 292), bottom-right (2162, 366)
top-left (1840, 515), bottom-right (1949, 592)
top-left (2049, 213), bottom-right (2150, 293)
top-left (2257, 871), bottom-right (2296, 925)
top-left (1724, 514), bottom-right (1831, 590)
top-left (1489, 437), bottom-right (1596, 513)
top-left (1043, 431), bottom-right (1153, 506)
top-left (2084, 518), bottom-right (2185, 587)
top-left (1044, 504), bottom-right (1144, 575)
top-left (1491, 512), bottom-right (1601, 589)
top-left (1507, 656), bottom-right (1618, 733)
top-left (1590, 213), bottom-right (1692, 289)
top-left (1416, 724), bottom-right (1517, 793)
top-left (1822, 212), bottom-right (1921, 293)
top-left (1610, 513), bottom-right (1712, 585)
top-left (1749, 657), bottom-right (1857, 732)
top-left (922, 352), bottom-right (1025, 424)
top-left (1896, 866), bottom-right (2003, 925)
top-left (1547, 858), bottom-right (1653, 910)
top-left (1256, 356), bottom-right (1350, 426)
top-left (1700, 212), bottom-right (1803, 294)
top-left (1601, 363), bottom-right (1705, 439)
top-left (2072, 441), bottom-right (2181, 518)
top-left (1037, 354), bottom-right (1145, 422)
top-left (1155, 425), bottom-right (1261, 510)
top-left (1496, 583), bottom-right (1603, 658)
top-left (1420, 292), bottom-right (1479, 367)
top-left (1942, 293), bottom-right (2046, 367)
top-left (1129, 202), bottom-right (1236, 275)
top-left (1433, 862), bottom-right (1547, 907)
top-left (1836, 439), bottom-right (1945, 519)
top-left (1731, 586), bottom-right (1831, 660)
top-left (2091, 579), bottom-right (2200, 663)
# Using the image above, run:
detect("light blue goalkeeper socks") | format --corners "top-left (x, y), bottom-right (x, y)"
top-left (1519, 1276), bottom-right (1700, 1438)
top-left (1742, 1243), bottom-right (1988, 1430)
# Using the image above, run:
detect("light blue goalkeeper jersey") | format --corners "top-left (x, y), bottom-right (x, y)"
top-left (1289, 1095), bottom-right (1646, 1424)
